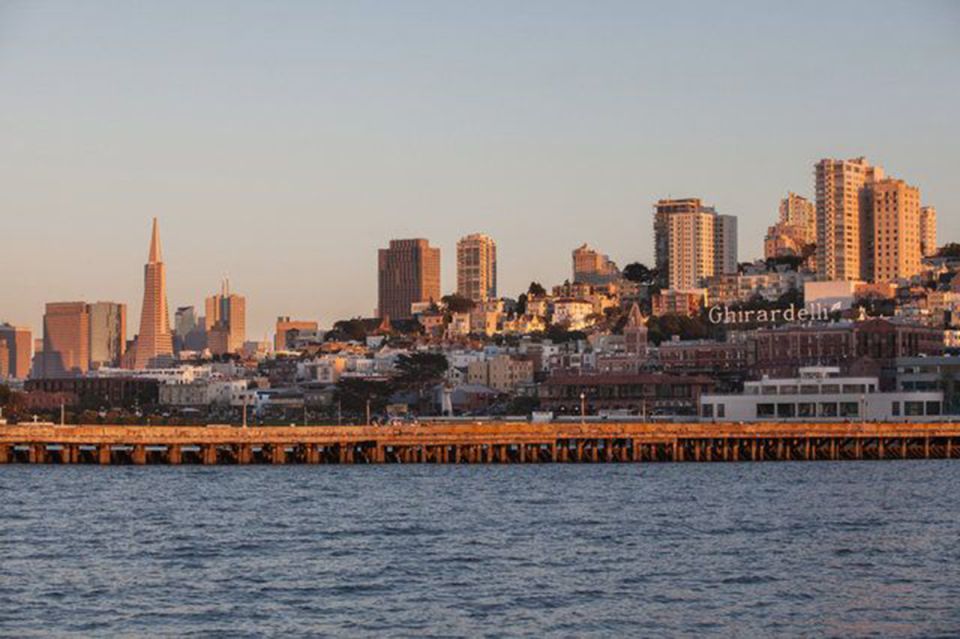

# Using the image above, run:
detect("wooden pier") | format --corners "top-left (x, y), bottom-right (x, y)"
top-left (2, 422), bottom-right (960, 465)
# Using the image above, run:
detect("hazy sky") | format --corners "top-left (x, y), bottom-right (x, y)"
top-left (2, 1), bottom-right (958, 339)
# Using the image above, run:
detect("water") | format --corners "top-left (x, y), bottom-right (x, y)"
top-left (2, 462), bottom-right (959, 638)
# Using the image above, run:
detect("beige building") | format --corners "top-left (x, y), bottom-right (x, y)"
top-left (668, 211), bottom-right (716, 290)
top-left (133, 218), bottom-right (174, 369)
top-left (920, 206), bottom-right (938, 257)
top-left (275, 317), bottom-right (319, 351)
top-left (765, 192), bottom-right (816, 259)
top-left (377, 239), bottom-right (441, 320)
top-left (456, 233), bottom-right (497, 302)
top-left (815, 157), bottom-right (884, 282)
top-left (872, 178), bottom-right (922, 282)
top-left (467, 355), bottom-right (534, 393)
top-left (572, 243), bottom-right (620, 285)
top-left (656, 198), bottom-right (736, 290)
top-left (0, 324), bottom-right (32, 380)
top-left (205, 279), bottom-right (246, 355)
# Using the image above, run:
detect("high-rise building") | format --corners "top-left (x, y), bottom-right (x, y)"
top-left (39, 302), bottom-right (89, 377)
top-left (668, 210), bottom-right (716, 290)
top-left (173, 306), bottom-right (206, 352)
top-left (872, 178), bottom-right (922, 282)
top-left (132, 218), bottom-right (174, 369)
top-left (764, 193), bottom-right (816, 259)
top-left (656, 198), bottom-right (737, 290)
top-left (377, 239), bottom-right (441, 320)
top-left (920, 206), bottom-right (938, 257)
top-left (572, 244), bottom-right (620, 286)
top-left (87, 302), bottom-right (126, 369)
top-left (205, 279), bottom-right (246, 355)
top-left (655, 198), bottom-right (703, 285)
top-left (457, 234), bottom-right (497, 302)
top-left (275, 317), bottom-right (319, 352)
top-left (0, 324), bottom-right (32, 380)
top-left (815, 157), bottom-right (884, 282)
top-left (714, 215), bottom-right (738, 276)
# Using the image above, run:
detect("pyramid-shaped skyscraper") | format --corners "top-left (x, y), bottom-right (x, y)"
top-left (133, 218), bottom-right (173, 368)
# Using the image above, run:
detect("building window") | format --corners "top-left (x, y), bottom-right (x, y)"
top-left (819, 402), bottom-right (839, 417)
top-left (840, 402), bottom-right (860, 418)
top-left (702, 404), bottom-right (714, 418)
top-left (757, 403), bottom-right (776, 418)
top-left (798, 402), bottom-right (816, 418)
top-left (892, 401), bottom-right (900, 416)
top-left (905, 401), bottom-right (924, 416)
top-left (717, 404), bottom-right (725, 419)
top-left (777, 403), bottom-right (796, 418)
top-left (926, 401), bottom-right (941, 416)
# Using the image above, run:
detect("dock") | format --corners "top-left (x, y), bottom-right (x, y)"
top-left (2, 422), bottom-right (960, 465)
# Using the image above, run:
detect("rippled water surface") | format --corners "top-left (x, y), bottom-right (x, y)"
top-left (2, 462), bottom-right (960, 637)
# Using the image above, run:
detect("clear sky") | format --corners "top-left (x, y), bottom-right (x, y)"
top-left (2, 1), bottom-right (958, 340)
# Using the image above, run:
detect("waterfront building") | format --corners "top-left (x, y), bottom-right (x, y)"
top-left (132, 218), bottom-right (174, 369)
top-left (920, 206), bottom-right (938, 257)
top-left (0, 324), bottom-right (32, 380)
top-left (87, 302), bottom-right (126, 369)
top-left (275, 317), bottom-right (319, 352)
top-left (815, 157), bottom-right (884, 282)
top-left (205, 279), bottom-right (246, 355)
top-left (572, 243), bottom-right (620, 286)
top-left (377, 239), bottom-right (441, 320)
top-left (39, 302), bottom-right (89, 377)
top-left (700, 366), bottom-right (943, 422)
top-left (539, 372), bottom-right (714, 417)
top-left (872, 178), bottom-right (922, 282)
top-left (457, 234), bottom-right (497, 302)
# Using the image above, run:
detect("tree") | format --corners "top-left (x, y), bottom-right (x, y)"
top-left (937, 243), bottom-right (960, 259)
top-left (516, 293), bottom-right (528, 316)
top-left (395, 352), bottom-right (449, 387)
top-left (441, 294), bottom-right (475, 313)
top-left (328, 318), bottom-right (368, 342)
top-left (527, 282), bottom-right (546, 297)
top-left (622, 262), bottom-right (653, 283)
top-left (334, 378), bottom-right (393, 419)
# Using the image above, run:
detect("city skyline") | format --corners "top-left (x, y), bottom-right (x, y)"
top-left (2, 2), bottom-right (958, 337)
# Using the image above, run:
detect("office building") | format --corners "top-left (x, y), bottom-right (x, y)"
top-left (0, 324), bottom-right (32, 380)
top-left (39, 302), bottom-right (89, 377)
top-left (132, 218), bottom-right (174, 368)
top-left (205, 279), bottom-right (246, 355)
top-left (377, 239), bottom-right (441, 320)
top-left (87, 302), bottom-right (126, 369)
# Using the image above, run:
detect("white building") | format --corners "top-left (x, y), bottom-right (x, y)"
top-left (700, 367), bottom-right (943, 422)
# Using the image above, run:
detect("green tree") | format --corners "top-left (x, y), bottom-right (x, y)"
top-left (937, 243), bottom-right (960, 258)
top-left (328, 318), bottom-right (368, 342)
top-left (622, 262), bottom-right (653, 283)
top-left (334, 378), bottom-right (393, 420)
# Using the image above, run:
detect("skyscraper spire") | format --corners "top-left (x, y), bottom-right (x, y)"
top-left (148, 216), bottom-right (163, 263)
top-left (133, 218), bottom-right (173, 369)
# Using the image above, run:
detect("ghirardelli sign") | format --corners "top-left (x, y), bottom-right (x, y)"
top-left (707, 302), bottom-right (842, 326)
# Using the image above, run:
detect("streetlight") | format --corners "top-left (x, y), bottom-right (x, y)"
top-left (580, 392), bottom-right (586, 424)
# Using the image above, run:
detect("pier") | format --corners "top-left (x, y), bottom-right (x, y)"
top-left (2, 422), bottom-right (960, 465)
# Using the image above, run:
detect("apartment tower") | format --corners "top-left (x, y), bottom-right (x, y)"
top-left (920, 206), bottom-right (938, 257)
top-left (872, 178), bottom-right (922, 282)
top-left (0, 324), bottom-right (32, 380)
top-left (377, 239), bottom-right (441, 320)
top-left (655, 198), bottom-right (737, 290)
top-left (815, 157), bottom-right (884, 281)
top-left (456, 234), bottom-right (497, 302)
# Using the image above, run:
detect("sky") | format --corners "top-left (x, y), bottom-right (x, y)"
top-left (1, 1), bottom-right (958, 340)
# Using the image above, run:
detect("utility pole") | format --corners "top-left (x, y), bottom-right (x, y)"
top-left (366, 399), bottom-right (371, 426)
top-left (580, 392), bottom-right (586, 425)
top-left (60, 401), bottom-right (65, 426)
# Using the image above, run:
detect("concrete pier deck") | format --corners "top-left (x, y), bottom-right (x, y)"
top-left (2, 422), bottom-right (960, 465)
